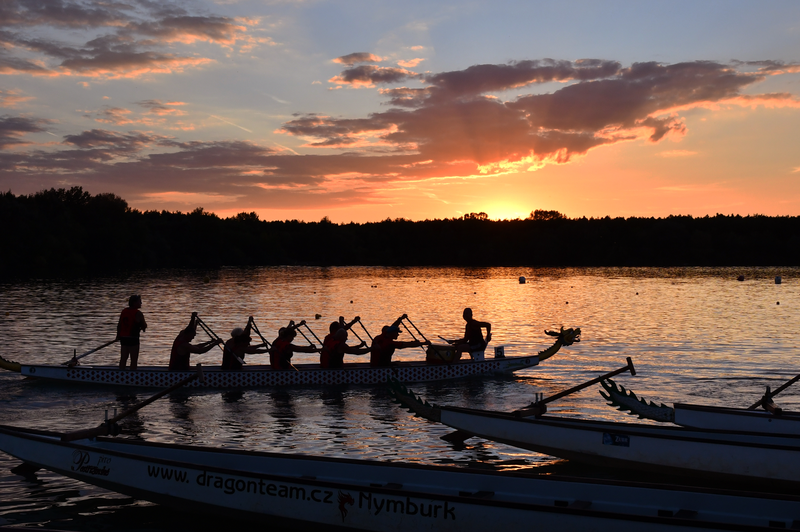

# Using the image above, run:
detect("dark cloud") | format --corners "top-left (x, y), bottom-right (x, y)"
top-left (0, 115), bottom-right (50, 149)
top-left (0, 0), bottom-right (257, 78)
top-left (0, 0), bottom-right (131, 29)
top-left (422, 59), bottom-right (621, 102)
top-left (333, 52), bottom-right (383, 66)
top-left (508, 61), bottom-right (755, 135)
top-left (128, 15), bottom-right (245, 44)
top-left (286, 59), bottom-right (786, 171)
top-left (329, 65), bottom-right (419, 87)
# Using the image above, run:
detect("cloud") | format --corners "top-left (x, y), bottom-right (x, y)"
top-left (0, 0), bottom-right (269, 80)
top-left (0, 115), bottom-right (50, 149)
top-left (137, 100), bottom-right (187, 116)
top-left (0, 88), bottom-right (33, 108)
top-left (328, 65), bottom-right (420, 88)
top-left (2, 58), bottom-right (799, 213)
top-left (398, 58), bottom-right (424, 68)
top-left (86, 101), bottom-right (190, 128)
top-left (333, 52), bottom-right (383, 66)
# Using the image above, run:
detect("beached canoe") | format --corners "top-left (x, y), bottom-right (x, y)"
top-left (390, 381), bottom-right (800, 486)
top-left (1, 424), bottom-right (799, 531)
top-left (600, 378), bottom-right (800, 435)
top-left (0, 328), bottom-right (579, 388)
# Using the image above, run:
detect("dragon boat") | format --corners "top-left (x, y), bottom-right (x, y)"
top-left (2, 423), bottom-right (800, 531)
top-left (599, 378), bottom-right (800, 435)
top-left (388, 372), bottom-right (800, 487)
top-left (0, 328), bottom-right (580, 389)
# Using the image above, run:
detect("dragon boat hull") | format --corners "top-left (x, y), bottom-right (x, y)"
top-left (599, 379), bottom-right (800, 435)
top-left (9, 355), bottom-right (539, 388)
top-left (2, 424), bottom-right (800, 532)
top-left (426, 406), bottom-right (800, 485)
top-left (672, 403), bottom-right (800, 435)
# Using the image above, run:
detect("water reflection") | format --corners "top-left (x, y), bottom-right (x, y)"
top-left (1, 266), bottom-right (800, 530)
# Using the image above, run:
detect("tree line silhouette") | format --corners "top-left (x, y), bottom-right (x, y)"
top-left (2, 187), bottom-right (799, 279)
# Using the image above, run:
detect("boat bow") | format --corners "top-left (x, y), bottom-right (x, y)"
top-left (537, 327), bottom-right (581, 362)
top-left (0, 354), bottom-right (21, 372)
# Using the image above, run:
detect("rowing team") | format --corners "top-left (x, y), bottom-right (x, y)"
top-left (114, 295), bottom-right (492, 371)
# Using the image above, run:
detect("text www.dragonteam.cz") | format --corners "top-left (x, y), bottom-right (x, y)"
top-left (146, 465), bottom-right (334, 502)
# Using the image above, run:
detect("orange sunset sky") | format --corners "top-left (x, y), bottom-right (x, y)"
top-left (1, 1), bottom-right (799, 222)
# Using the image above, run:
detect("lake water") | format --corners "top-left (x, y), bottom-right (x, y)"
top-left (0, 266), bottom-right (798, 530)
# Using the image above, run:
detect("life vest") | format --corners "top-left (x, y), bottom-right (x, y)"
top-left (221, 339), bottom-right (244, 370)
top-left (369, 334), bottom-right (396, 367)
top-left (118, 308), bottom-right (140, 338)
top-left (270, 338), bottom-right (292, 370)
top-left (320, 334), bottom-right (343, 368)
top-left (168, 334), bottom-right (192, 371)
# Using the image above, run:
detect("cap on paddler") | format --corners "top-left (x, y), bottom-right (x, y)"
top-left (231, 327), bottom-right (245, 337)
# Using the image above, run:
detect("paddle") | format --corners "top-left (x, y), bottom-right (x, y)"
top-left (748, 372), bottom-right (800, 410)
top-left (441, 357), bottom-right (637, 443)
top-left (400, 315), bottom-right (430, 355)
top-left (357, 319), bottom-right (374, 342)
top-left (197, 315), bottom-right (245, 367)
top-left (63, 338), bottom-right (119, 367)
top-left (247, 316), bottom-right (272, 350)
top-left (61, 364), bottom-right (204, 442)
top-left (300, 320), bottom-right (323, 347)
top-left (340, 316), bottom-right (368, 347)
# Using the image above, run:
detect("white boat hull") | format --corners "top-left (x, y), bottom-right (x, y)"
top-left (1, 425), bottom-right (799, 531)
top-left (437, 407), bottom-right (800, 485)
top-left (674, 403), bottom-right (800, 435)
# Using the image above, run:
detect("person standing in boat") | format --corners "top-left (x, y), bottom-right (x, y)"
top-left (222, 323), bottom-right (269, 371)
top-left (447, 307), bottom-right (491, 360)
top-left (270, 324), bottom-right (320, 370)
top-left (117, 294), bottom-right (147, 370)
top-left (370, 314), bottom-right (429, 367)
top-left (168, 313), bottom-right (223, 371)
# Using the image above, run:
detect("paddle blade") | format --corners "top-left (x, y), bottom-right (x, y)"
top-left (441, 430), bottom-right (473, 443)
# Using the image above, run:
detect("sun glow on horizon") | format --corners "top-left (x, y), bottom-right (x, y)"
top-left (484, 205), bottom-right (531, 221)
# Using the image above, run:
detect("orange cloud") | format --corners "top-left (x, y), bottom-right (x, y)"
top-left (0, 88), bottom-right (33, 107)
top-left (333, 53), bottom-right (383, 65)
top-left (398, 58), bottom-right (424, 68)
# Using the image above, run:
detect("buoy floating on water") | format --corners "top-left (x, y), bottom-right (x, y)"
top-left (775, 276), bottom-right (782, 284)
top-left (315, 314), bottom-right (322, 319)
top-left (519, 276), bottom-right (526, 284)
top-left (737, 275), bottom-right (745, 282)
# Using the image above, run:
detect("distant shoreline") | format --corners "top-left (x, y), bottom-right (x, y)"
top-left (3, 187), bottom-right (799, 280)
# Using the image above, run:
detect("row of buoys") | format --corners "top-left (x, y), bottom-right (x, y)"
top-left (737, 275), bottom-right (783, 284)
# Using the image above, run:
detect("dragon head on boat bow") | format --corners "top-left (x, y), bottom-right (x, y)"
top-left (0, 354), bottom-right (21, 373)
top-left (538, 326), bottom-right (581, 362)
top-left (387, 378), bottom-right (442, 422)
top-left (599, 378), bottom-right (674, 422)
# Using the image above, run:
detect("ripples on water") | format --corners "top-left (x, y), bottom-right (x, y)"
top-left (0, 266), bottom-right (798, 530)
